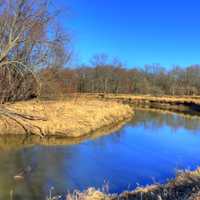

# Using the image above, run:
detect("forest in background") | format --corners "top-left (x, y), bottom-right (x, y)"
top-left (40, 59), bottom-right (200, 97)
top-left (0, 0), bottom-right (200, 104)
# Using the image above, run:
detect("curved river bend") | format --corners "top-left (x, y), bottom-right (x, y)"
top-left (1, 110), bottom-right (200, 200)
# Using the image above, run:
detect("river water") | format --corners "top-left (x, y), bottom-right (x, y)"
top-left (1, 109), bottom-right (200, 200)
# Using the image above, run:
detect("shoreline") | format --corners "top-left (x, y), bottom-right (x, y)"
top-left (112, 168), bottom-right (200, 200)
top-left (93, 94), bottom-right (200, 116)
top-left (0, 98), bottom-right (134, 138)
top-left (66, 168), bottom-right (200, 200)
top-left (0, 115), bottom-right (130, 150)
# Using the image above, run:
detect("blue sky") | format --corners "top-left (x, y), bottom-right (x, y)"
top-left (58, 0), bottom-right (200, 68)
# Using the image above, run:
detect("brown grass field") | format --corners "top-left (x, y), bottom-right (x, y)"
top-left (0, 98), bottom-right (133, 137)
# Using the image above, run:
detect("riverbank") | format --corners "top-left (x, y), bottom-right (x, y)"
top-left (98, 94), bottom-right (200, 105)
top-left (91, 94), bottom-right (200, 116)
top-left (66, 168), bottom-right (200, 200)
top-left (0, 99), bottom-right (133, 138)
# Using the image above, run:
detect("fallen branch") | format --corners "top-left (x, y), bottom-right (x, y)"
top-left (0, 106), bottom-right (47, 137)
top-left (0, 107), bottom-right (48, 121)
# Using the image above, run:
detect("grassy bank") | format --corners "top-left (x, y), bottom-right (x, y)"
top-left (89, 94), bottom-right (200, 116)
top-left (66, 168), bottom-right (200, 200)
top-left (0, 99), bottom-right (133, 137)
top-left (0, 121), bottom-right (129, 150)
top-left (94, 94), bottom-right (200, 105)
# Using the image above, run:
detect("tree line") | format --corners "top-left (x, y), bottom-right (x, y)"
top-left (1, 0), bottom-right (200, 104)
top-left (39, 55), bottom-right (200, 96)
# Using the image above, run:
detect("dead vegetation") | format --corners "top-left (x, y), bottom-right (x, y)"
top-left (0, 99), bottom-right (133, 137)
top-left (66, 168), bottom-right (200, 200)
top-left (92, 94), bottom-right (200, 116)
top-left (112, 168), bottom-right (200, 200)
top-left (66, 188), bottom-right (110, 200)
top-left (96, 94), bottom-right (200, 105)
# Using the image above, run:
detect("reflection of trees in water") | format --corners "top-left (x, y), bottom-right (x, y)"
top-left (0, 148), bottom-right (45, 200)
top-left (14, 148), bottom-right (40, 200)
top-left (130, 110), bottom-right (200, 133)
top-left (0, 146), bottom-right (80, 200)
top-left (91, 129), bottom-right (125, 146)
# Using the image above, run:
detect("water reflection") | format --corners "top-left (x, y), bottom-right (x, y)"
top-left (1, 110), bottom-right (200, 200)
top-left (131, 109), bottom-right (200, 133)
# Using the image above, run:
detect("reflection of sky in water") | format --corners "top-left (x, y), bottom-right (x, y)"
top-left (1, 110), bottom-right (200, 200)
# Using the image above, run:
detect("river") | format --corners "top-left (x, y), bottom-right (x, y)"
top-left (1, 109), bottom-right (200, 200)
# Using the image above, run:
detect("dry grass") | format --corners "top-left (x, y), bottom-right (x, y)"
top-left (0, 120), bottom-right (129, 150)
top-left (96, 93), bottom-right (200, 105)
top-left (112, 168), bottom-right (200, 200)
top-left (66, 188), bottom-right (110, 200)
top-left (65, 168), bottom-right (200, 200)
top-left (0, 98), bottom-right (133, 137)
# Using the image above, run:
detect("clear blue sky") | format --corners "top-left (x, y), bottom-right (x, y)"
top-left (58, 0), bottom-right (200, 68)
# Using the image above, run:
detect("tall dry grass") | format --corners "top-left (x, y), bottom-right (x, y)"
top-left (65, 168), bottom-right (200, 200)
top-left (0, 98), bottom-right (133, 137)
top-left (66, 188), bottom-right (110, 200)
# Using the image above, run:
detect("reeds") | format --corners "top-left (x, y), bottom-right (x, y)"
top-left (65, 168), bottom-right (200, 200)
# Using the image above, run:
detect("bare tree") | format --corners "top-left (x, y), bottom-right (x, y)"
top-left (0, 0), bottom-right (71, 136)
top-left (0, 0), bottom-right (71, 103)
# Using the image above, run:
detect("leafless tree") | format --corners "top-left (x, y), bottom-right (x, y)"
top-left (0, 0), bottom-right (71, 103)
top-left (0, 0), bottom-right (71, 136)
